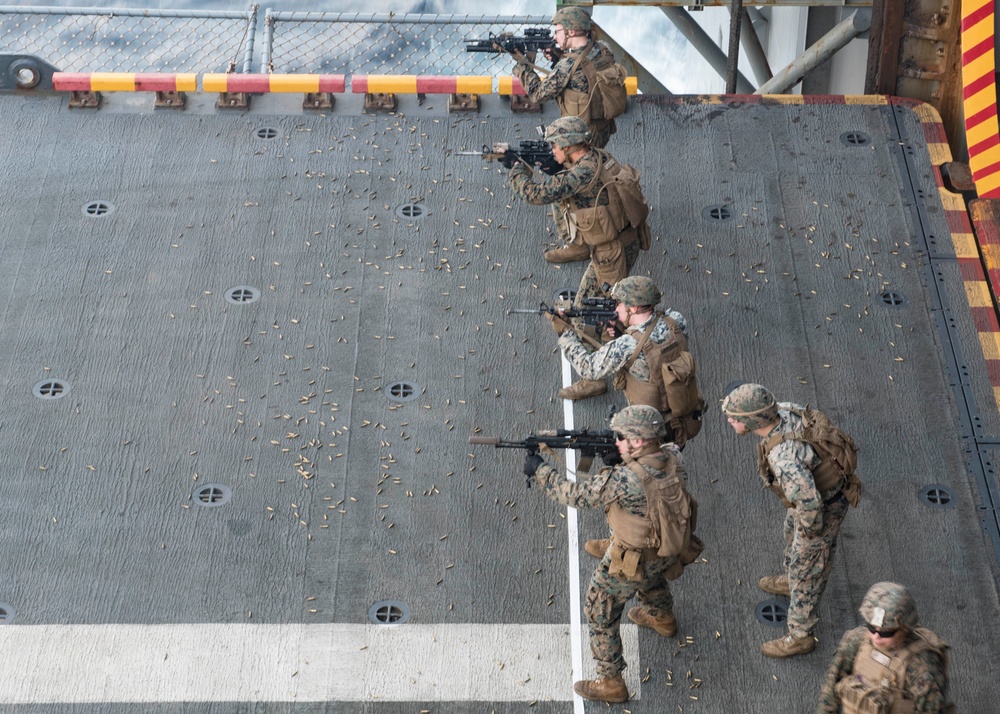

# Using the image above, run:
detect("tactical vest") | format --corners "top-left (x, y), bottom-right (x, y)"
top-left (835, 628), bottom-right (951, 714)
top-left (605, 446), bottom-right (701, 581)
top-left (614, 314), bottom-right (705, 445)
top-left (757, 406), bottom-right (861, 509)
top-left (564, 150), bottom-right (649, 285)
top-left (556, 41), bottom-right (628, 132)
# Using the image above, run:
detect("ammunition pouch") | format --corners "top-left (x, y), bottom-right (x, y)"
top-left (591, 238), bottom-right (628, 286)
top-left (575, 204), bottom-right (619, 246)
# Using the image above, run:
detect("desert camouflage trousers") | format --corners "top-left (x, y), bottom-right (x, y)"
top-left (782, 496), bottom-right (849, 638)
top-left (586, 551), bottom-right (676, 678)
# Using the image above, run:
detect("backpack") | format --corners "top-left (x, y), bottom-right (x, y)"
top-left (763, 406), bottom-right (862, 507)
top-left (560, 41), bottom-right (628, 124)
top-left (618, 315), bottom-right (705, 446)
top-left (581, 58), bottom-right (628, 121)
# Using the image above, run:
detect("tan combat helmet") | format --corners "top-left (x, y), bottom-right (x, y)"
top-left (610, 276), bottom-right (662, 308)
top-left (860, 582), bottom-right (919, 630)
top-left (551, 7), bottom-right (593, 32)
top-left (610, 404), bottom-right (666, 440)
top-left (721, 383), bottom-right (778, 430)
top-left (543, 116), bottom-right (592, 147)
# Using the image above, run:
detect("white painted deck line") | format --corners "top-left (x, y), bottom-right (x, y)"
top-left (560, 350), bottom-right (586, 714)
top-left (0, 623), bottom-right (638, 703)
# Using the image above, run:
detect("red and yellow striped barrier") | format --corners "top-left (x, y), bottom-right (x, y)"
top-left (962, 0), bottom-right (1000, 198)
top-left (350, 75), bottom-right (492, 94)
top-left (202, 74), bottom-right (346, 93)
top-left (498, 75), bottom-right (638, 96)
top-left (52, 72), bottom-right (196, 92)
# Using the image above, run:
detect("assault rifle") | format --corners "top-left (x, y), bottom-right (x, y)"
top-left (456, 139), bottom-right (561, 175)
top-left (509, 296), bottom-right (622, 340)
top-left (464, 28), bottom-right (562, 66)
top-left (468, 428), bottom-right (619, 487)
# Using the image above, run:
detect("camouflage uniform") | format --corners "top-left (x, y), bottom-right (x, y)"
top-left (512, 41), bottom-right (619, 149)
top-left (766, 403), bottom-right (848, 639)
top-left (533, 446), bottom-right (682, 678)
top-left (817, 582), bottom-right (950, 712)
top-left (558, 310), bottom-right (688, 382)
top-left (816, 628), bottom-right (950, 713)
top-left (509, 151), bottom-right (640, 306)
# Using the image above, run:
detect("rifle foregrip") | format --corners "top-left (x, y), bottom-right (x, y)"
top-left (468, 436), bottom-right (501, 445)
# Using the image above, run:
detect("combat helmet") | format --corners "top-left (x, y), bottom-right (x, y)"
top-left (721, 383), bottom-right (778, 431)
top-left (610, 276), bottom-right (662, 308)
top-left (551, 7), bottom-right (593, 32)
top-left (859, 582), bottom-right (918, 630)
top-left (544, 116), bottom-right (592, 147)
top-left (610, 405), bottom-right (666, 440)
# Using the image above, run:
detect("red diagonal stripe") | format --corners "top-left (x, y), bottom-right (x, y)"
top-left (965, 72), bottom-right (996, 99)
top-left (963, 2), bottom-right (995, 31)
top-left (970, 132), bottom-right (1000, 157)
top-left (966, 101), bottom-right (999, 130)
top-left (963, 35), bottom-right (995, 64)
top-left (973, 158), bottom-right (1000, 181)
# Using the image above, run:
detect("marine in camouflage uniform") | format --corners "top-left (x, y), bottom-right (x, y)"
top-left (522, 405), bottom-right (685, 703)
top-left (508, 118), bottom-right (641, 310)
top-left (510, 7), bottom-right (618, 150)
top-left (817, 582), bottom-right (951, 713)
top-left (510, 7), bottom-right (622, 259)
top-left (722, 383), bottom-right (849, 658)
top-left (554, 274), bottom-right (688, 406)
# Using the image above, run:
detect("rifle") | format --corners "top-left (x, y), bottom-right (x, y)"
top-left (464, 28), bottom-right (562, 67)
top-left (456, 139), bottom-right (561, 175)
top-left (468, 428), bottom-right (619, 487)
top-left (509, 296), bottom-right (621, 345)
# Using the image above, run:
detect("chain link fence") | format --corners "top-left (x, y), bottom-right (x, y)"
top-left (261, 12), bottom-right (550, 77)
top-left (0, 5), bottom-right (258, 73)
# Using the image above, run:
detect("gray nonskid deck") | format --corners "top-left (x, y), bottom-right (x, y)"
top-left (0, 93), bottom-right (997, 712)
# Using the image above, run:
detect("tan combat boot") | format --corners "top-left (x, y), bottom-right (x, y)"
top-left (559, 379), bottom-right (607, 401)
top-left (572, 675), bottom-right (629, 703)
top-left (584, 538), bottom-right (610, 558)
top-left (628, 606), bottom-right (677, 637)
top-left (544, 242), bottom-right (590, 264)
top-left (758, 574), bottom-right (790, 596)
top-left (760, 633), bottom-right (816, 658)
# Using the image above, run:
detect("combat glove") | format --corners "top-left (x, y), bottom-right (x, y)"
top-left (601, 451), bottom-right (622, 467)
top-left (499, 149), bottom-right (519, 170)
top-left (538, 153), bottom-right (563, 176)
top-left (547, 313), bottom-right (571, 335)
top-left (523, 453), bottom-right (545, 478)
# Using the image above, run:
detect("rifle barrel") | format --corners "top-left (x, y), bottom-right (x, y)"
top-left (467, 436), bottom-right (501, 446)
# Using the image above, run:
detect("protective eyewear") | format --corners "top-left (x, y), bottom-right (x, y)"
top-left (614, 432), bottom-right (627, 441)
top-left (865, 623), bottom-right (898, 638)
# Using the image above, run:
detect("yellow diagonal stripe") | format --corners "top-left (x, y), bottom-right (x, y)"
top-left (953, 233), bottom-right (979, 259)
top-left (980, 331), bottom-right (1000, 360)
top-left (966, 280), bottom-right (994, 307)
top-left (177, 74), bottom-right (197, 92)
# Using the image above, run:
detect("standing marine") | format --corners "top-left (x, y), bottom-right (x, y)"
top-left (509, 6), bottom-right (627, 151)
top-left (817, 582), bottom-right (952, 713)
top-left (721, 383), bottom-right (860, 658)
top-left (506, 115), bottom-right (649, 303)
top-left (522, 405), bottom-right (702, 703)
top-left (507, 6), bottom-right (628, 265)
top-left (550, 276), bottom-right (705, 447)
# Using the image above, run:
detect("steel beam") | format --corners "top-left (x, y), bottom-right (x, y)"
top-left (562, 1), bottom-right (872, 6)
top-left (740, 9), bottom-right (773, 85)
top-left (661, 6), bottom-right (755, 93)
top-left (593, 21), bottom-right (672, 94)
top-left (755, 9), bottom-right (871, 94)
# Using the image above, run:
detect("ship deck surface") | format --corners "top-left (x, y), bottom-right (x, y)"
top-left (0, 92), bottom-right (997, 712)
